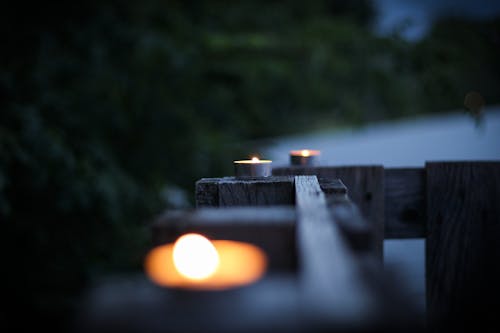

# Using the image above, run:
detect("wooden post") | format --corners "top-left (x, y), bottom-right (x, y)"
top-left (384, 168), bottom-right (426, 238)
top-left (426, 162), bottom-right (500, 332)
top-left (195, 176), bottom-right (294, 207)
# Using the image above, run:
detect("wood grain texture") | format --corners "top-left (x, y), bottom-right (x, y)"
top-left (322, 178), bottom-right (376, 254)
top-left (275, 166), bottom-right (384, 259)
top-left (326, 193), bottom-right (375, 254)
top-left (426, 162), bottom-right (500, 332)
top-left (195, 178), bottom-right (219, 207)
top-left (384, 168), bottom-right (426, 238)
top-left (196, 177), bottom-right (295, 207)
top-left (294, 176), bottom-right (378, 327)
top-left (217, 176), bottom-right (295, 206)
top-left (152, 207), bottom-right (297, 271)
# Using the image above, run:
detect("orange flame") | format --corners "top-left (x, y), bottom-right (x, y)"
top-left (145, 235), bottom-right (267, 290)
top-left (290, 149), bottom-right (320, 157)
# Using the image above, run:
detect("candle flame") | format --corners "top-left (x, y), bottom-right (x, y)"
top-left (290, 149), bottom-right (320, 157)
top-left (251, 157), bottom-right (260, 163)
top-left (172, 233), bottom-right (220, 280)
top-left (144, 238), bottom-right (268, 289)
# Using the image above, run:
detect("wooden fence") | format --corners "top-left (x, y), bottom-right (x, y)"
top-left (80, 161), bottom-right (500, 333)
top-left (273, 161), bottom-right (500, 332)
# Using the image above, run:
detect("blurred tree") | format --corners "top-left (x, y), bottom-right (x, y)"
top-left (412, 17), bottom-right (500, 113)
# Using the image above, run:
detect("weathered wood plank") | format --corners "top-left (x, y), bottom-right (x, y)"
top-left (318, 177), bottom-right (348, 195)
top-left (195, 176), bottom-right (295, 207)
top-left (294, 176), bottom-right (378, 328)
top-left (426, 162), bottom-right (500, 332)
top-left (274, 166), bottom-right (384, 259)
top-left (78, 275), bottom-right (302, 333)
top-left (384, 168), bottom-right (426, 238)
top-left (195, 178), bottom-right (219, 207)
top-left (151, 207), bottom-right (297, 272)
top-left (319, 179), bottom-right (375, 254)
top-left (218, 176), bottom-right (295, 206)
top-left (326, 191), bottom-right (375, 254)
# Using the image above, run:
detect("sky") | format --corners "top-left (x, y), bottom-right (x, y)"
top-left (372, 0), bottom-right (500, 40)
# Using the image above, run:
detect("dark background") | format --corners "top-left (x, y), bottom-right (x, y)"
top-left (1, 0), bottom-right (499, 331)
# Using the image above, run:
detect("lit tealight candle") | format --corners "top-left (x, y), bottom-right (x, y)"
top-left (233, 157), bottom-right (272, 178)
top-left (290, 149), bottom-right (320, 166)
top-left (144, 233), bottom-right (268, 290)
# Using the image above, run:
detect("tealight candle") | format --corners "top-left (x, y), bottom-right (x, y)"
top-left (144, 233), bottom-right (268, 290)
top-left (233, 157), bottom-right (272, 178)
top-left (289, 149), bottom-right (320, 166)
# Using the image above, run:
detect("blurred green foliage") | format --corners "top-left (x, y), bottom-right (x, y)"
top-left (1, 0), bottom-right (499, 330)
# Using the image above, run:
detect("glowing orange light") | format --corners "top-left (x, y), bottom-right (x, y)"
top-left (233, 158), bottom-right (272, 164)
top-left (290, 149), bottom-right (321, 157)
top-left (172, 233), bottom-right (219, 280)
top-left (144, 235), bottom-right (268, 290)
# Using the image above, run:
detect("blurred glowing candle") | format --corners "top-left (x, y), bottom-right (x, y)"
top-left (144, 233), bottom-right (267, 290)
top-left (290, 149), bottom-right (320, 166)
top-left (172, 234), bottom-right (220, 280)
top-left (233, 157), bottom-right (272, 178)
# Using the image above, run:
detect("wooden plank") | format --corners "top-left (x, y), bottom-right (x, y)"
top-left (274, 166), bottom-right (384, 259)
top-left (151, 207), bottom-right (297, 272)
top-left (78, 275), bottom-right (302, 333)
top-left (195, 178), bottom-right (219, 207)
top-left (384, 168), bottom-right (426, 238)
top-left (327, 191), bottom-right (375, 254)
top-left (426, 162), bottom-right (500, 332)
top-left (320, 179), bottom-right (375, 254)
top-left (217, 176), bottom-right (295, 206)
top-left (318, 177), bottom-right (348, 195)
top-left (294, 176), bottom-right (379, 328)
top-left (196, 177), bottom-right (295, 207)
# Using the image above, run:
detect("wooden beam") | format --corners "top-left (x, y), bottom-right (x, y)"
top-left (426, 162), bottom-right (500, 331)
top-left (326, 188), bottom-right (376, 254)
top-left (274, 166), bottom-right (385, 258)
top-left (195, 176), bottom-right (295, 207)
top-left (384, 168), bottom-right (426, 238)
top-left (151, 207), bottom-right (297, 272)
top-left (294, 176), bottom-right (378, 328)
top-left (318, 177), bottom-right (348, 195)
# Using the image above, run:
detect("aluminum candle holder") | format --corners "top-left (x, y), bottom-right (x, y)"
top-left (289, 150), bottom-right (320, 166)
top-left (234, 157), bottom-right (272, 178)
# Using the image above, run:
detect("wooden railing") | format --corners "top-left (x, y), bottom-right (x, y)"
top-left (149, 175), bottom-right (422, 332)
top-left (79, 161), bottom-right (500, 333)
top-left (273, 161), bottom-right (500, 332)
